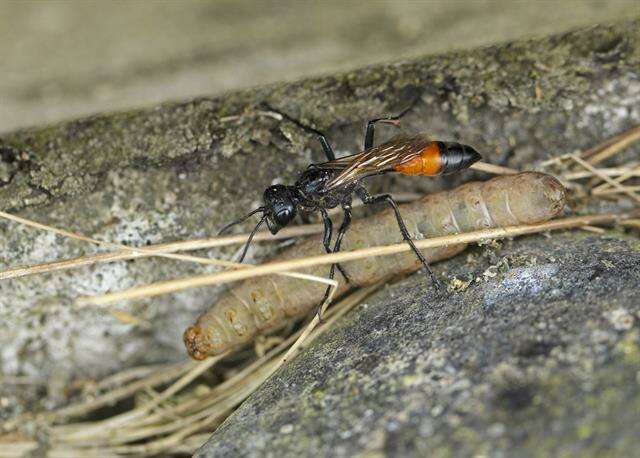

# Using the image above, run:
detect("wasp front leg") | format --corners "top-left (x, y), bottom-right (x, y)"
top-left (316, 205), bottom-right (352, 323)
top-left (319, 208), bottom-right (351, 283)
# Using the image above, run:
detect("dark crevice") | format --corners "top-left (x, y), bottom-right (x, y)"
top-left (27, 183), bottom-right (55, 199)
top-left (260, 102), bottom-right (330, 138)
top-left (0, 171), bottom-right (17, 188)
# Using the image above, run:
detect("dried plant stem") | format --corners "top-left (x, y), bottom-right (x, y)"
top-left (540, 124), bottom-right (640, 167)
top-left (81, 212), bottom-right (633, 306)
top-left (95, 362), bottom-right (175, 392)
top-left (585, 125), bottom-right (640, 165)
top-left (568, 154), bottom-right (640, 204)
top-left (563, 166), bottom-right (640, 181)
top-left (591, 165), bottom-right (640, 194)
top-left (593, 186), bottom-right (640, 196)
top-left (0, 192), bottom-right (439, 281)
top-left (540, 126), bottom-right (640, 167)
top-left (470, 161), bottom-right (518, 175)
top-left (60, 355), bottom-right (225, 441)
top-left (620, 219), bottom-right (640, 229)
top-left (0, 441), bottom-right (39, 458)
top-left (0, 223), bottom-right (325, 280)
top-left (579, 225), bottom-right (606, 234)
top-left (1, 361), bottom-right (193, 433)
top-left (274, 282), bottom-right (335, 368)
top-left (0, 211), bottom-right (337, 296)
top-left (0, 375), bottom-right (44, 386)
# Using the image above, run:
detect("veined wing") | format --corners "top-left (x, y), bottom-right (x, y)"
top-left (317, 134), bottom-right (433, 190)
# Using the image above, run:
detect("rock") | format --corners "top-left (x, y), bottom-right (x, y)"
top-left (197, 231), bottom-right (640, 457)
top-left (0, 20), bottom-right (638, 402)
top-left (1, 2), bottom-right (632, 133)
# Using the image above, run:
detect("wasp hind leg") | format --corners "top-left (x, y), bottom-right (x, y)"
top-left (363, 102), bottom-right (417, 150)
top-left (316, 206), bottom-right (353, 323)
top-left (356, 187), bottom-right (444, 291)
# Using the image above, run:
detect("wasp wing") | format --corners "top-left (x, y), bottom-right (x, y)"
top-left (316, 134), bottom-right (432, 190)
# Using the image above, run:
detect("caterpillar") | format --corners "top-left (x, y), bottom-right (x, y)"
top-left (184, 172), bottom-right (566, 360)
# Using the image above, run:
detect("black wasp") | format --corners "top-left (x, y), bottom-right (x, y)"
top-left (219, 106), bottom-right (481, 312)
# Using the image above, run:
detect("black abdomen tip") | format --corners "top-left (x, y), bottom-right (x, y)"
top-left (440, 142), bottom-right (482, 174)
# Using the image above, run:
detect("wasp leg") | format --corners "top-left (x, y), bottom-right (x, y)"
top-left (262, 103), bottom-right (336, 161)
top-left (319, 209), bottom-right (350, 284)
top-left (317, 206), bottom-right (353, 323)
top-left (356, 187), bottom-right (443, 290)
top-left (319, 208), bottom-right (333, 252)
top-left (332, 206), bottom-right (353, 284)
top-left (363, 103), bottom-right (416, 150)
top-left (316, 133), bottom-right (336, 161)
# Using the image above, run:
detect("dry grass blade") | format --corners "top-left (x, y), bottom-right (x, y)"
top-left (0, 440), bottom-right (39, 458)
top-left (95, 363), bottom-right (172, 392)
top-left (0, 190), bottom-right (463, 281)
top-left (540, 124), bottom-right (640, 167)
top-left (470, 161), bottom-right (518, 175)
top-left (591, 165), bottom-right (640, 194)
top-left (0, 223), bottom-right (325, 280)
top-left (0, 211), bottom-right (339, 306)
top-left (1, 361), bottom-right (193, 433)
top-left (620, 219), bottom-right (640, 229)
top-left (563, 166), bottom-right (640, 181)
top-left (60, 355), bottom-right (224, 441)
top-left (579, 225), bottom-right (606, 234)
top-left (568, 153), bottom-right (640, 204)
top-left (0, 210), bottom-right (235, 268)
top-left (0, 193), bottom-right (422, 281)
top-left (0, 375), bottom-right (44, 386)
top-left (274, 277), bottom-right (337, 368)
top-left (593, 186), bottom-right (640, 196)
top-left (584, 125), bottom-right (640, 165)
top-left (80, 212), bottom-right (633, 306)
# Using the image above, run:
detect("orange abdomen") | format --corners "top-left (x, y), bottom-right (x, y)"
top-left (394, 141), bottom-right (443, 176)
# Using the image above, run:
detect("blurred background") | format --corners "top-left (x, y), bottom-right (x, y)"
top-left (1, 0), bottom-right (636, 134)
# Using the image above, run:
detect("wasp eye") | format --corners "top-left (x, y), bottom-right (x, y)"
top-left (275, 209), bottom-right (292, 225)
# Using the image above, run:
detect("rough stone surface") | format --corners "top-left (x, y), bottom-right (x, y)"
top-left (1, 1), bottom-right (634, 133)
top-left (0, 20), bottom-right (639, 405)
top-left (198, 231), bottom-right (640, 457)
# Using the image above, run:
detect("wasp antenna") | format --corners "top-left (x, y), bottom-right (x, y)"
top-left (218, 207), bottom-right (266, 235)
top-left (237, 214), bottom-right (268, 263)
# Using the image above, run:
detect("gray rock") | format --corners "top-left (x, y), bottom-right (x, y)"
top-left (198, 231), bottom-right (640, 457)
top-left (0, 19), bottom-right (638, 404)
top-left (1, 2), bottom-right (633, 133)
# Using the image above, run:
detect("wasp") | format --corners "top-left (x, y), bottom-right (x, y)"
top-left (219, 107), bottom-right (481, 308)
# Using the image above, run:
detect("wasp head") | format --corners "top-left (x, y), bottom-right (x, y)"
top-left (263, 185), bottom-right (298, 234)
